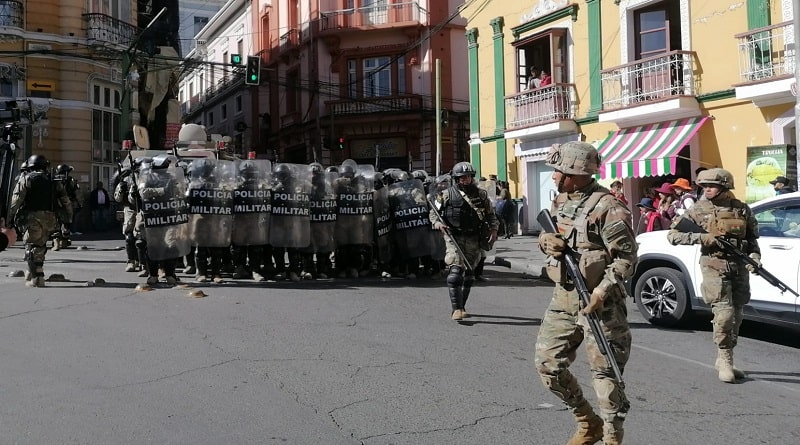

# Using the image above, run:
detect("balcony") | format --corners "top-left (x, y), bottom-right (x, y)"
top-left (325, 94), bottom-right (422, 115)
top-left (84, 13), bottom-right (139, 49)
top-left (504, 84), bottom-right (577, 139)
top-left (320, 1), bottom-right (426, 34)
top-left (734, 21), bottom-right (796, 107)
top-left (0, 1), bottom-right (23, 37)
top-left (279, 29), bottom-right (299, 54)
top-left (599, 50), bottom-right (700, 127)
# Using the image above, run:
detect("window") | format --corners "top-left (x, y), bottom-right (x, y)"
top-left (287, 69), bottom-right (300, 113)
top-left (235, 95), bottom-right (242, 113)
top-left (346, 55), bottom-right (406, 98)
top-left (221, 104), bottom-right (228, 120)
top-left (194, 16), bottom-right (209, 36)
top-left (208, 112), bottom-right (214, 126)
top-left (756, 206), bottom-right (800, 238)
top-left (634, 1), bottom-right (681, 59)
top-left (91, 82), bottom-right (121, 164)
top-left (513, 28), bottom-right (568, 92)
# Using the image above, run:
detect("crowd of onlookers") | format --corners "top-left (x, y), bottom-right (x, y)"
top-left (618, 168), bottom-right (797, 235)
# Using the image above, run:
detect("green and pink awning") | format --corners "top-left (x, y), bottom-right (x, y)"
top-left (597, 117), bottom-right (709, 179)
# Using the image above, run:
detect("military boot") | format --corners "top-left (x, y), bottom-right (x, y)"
top-left (567, 402), bottom-right (603, 445)
top-left (715, 349), bottom-right (739, 382)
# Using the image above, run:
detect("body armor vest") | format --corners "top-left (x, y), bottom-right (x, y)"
top-left (25, 172), bottom-right (54, 211)
top-left (442, 185), bottom-right (481, 233)
top-left (553, 191), bottom-right (608, 252)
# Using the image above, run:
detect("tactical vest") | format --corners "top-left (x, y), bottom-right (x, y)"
top-left (25, 172), bottom-right (54, 211)
top-left (442, 186), bottom-right (481, 233)
top-left (546, 190), bottom-right (611, 288)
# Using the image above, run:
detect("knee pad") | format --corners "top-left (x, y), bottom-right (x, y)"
top-left (125, 234), bottom-right (135, 244)
top-left (592, 377), bottom-right (629, 418)
top-left (135, 239), bottom-right (147, 250)
top-left (446, 265), bottom-right (464, 287)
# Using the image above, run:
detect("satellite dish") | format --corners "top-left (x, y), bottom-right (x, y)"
top-left (133, 125), bottom-right (150, 149)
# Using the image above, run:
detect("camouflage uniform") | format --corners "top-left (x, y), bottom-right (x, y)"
top-left (667, 168), bottom-right (757, 383)
top-left (114, 171), bottom-right (139, 271)
top-left (8, 155), bottom-right (72, 287)
top-left (534, 142), bottom-right (637, 445)
top-left (429, 162), bottom-right (498, 320)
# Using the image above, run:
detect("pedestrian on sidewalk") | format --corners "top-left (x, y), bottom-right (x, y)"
top-left (535, 142), bottom-right (637, 445)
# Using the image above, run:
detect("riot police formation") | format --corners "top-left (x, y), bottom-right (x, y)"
top-left (131, 154), bottom-right (191, 286)
top-left (8, 154), bottom-right (73, 287)
top-left (230, 159), bottom-right (272, 280)
top-left (269, 163), bottom-right (312, 282)
top-left (334, 160), bottom-right (375, 278)
top-left (303, 162), bottom-right (337, 279)
top-left (428, 162), bottom-right (499, 321)
top-left (186, 158), bottom-right (234, 283)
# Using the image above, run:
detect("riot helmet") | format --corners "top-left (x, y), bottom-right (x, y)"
top-left (152, 154), bottom-right (177, 169)
top-left (56, 164), bottom-right (73, 175)
top-left (325, 166), bottom-right (339, 174)
top-left (395, 171), bottom-right (411, 182)
top-left (309, 162), bottom-right (324, 175)
top-left (340, 163), bottom-right (356, 179)
top-left (239, 160), bottom-right (259, 179)
top-left (696, 168), bottom-right (735, 190)
top-left (274, 163), bottom-right (292, 183)
top-left (545, 141), bottom-right (601, 176)
top-left (411, 169), bottom-right (428, 181)
top-left (27, 154), bottom-right (49, 171)
top-left (187, 158), bottom-right (213, 179)
top-left (451, 162), bottom-right (476, 178)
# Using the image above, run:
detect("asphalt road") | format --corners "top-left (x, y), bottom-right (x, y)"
top-left (0, 239), bottom-right (798, 444)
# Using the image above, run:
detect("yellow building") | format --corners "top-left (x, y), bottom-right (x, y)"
top-left (462, 0), bottom-right (796, 233)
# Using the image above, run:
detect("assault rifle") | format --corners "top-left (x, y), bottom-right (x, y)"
top-left (537, 209), bottom-right (625, 385)
top-left (428, 197), bottom-right (472, 273)
top-left (674, 218), bottom-right (799, 297)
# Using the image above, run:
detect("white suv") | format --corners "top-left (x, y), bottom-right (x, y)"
top-left (629, 191), bottom-right (800, 328)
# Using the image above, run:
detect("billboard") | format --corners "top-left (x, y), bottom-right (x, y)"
top-left (745, 144), bottom-right (797, 203)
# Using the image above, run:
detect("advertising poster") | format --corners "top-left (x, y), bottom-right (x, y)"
top-left (745, 144), bottom-right (797, 203)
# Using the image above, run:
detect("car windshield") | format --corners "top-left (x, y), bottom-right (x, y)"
top-left (755, 205), bottom-right (800, 237)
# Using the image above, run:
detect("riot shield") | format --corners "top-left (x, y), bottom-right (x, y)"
top-left (335, 163), bottom-right (375, 245)
top-left (269, 163), bottom-right (311, 248)
top-left (138, 165), bottom-right (191, 261)
top-left (307, 170), bottom-right (337, 253)
top-left (389, 179), bottom-right (433, 259)
top-left (186, 159), bottom-right (234, 247)
top-left (0, 142), bottom-right (17, 222)
top-left (231, 159), bottom-right (272, 246)
top-left (373, 186), bottom-right (393, 264)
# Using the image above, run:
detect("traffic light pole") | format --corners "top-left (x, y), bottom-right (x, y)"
top-left (435, 58), bottom-right (442, 177)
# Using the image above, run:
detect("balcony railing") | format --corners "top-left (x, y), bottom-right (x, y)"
top-left (601, 50), bottom-right (696, 110)
top-left (0, 1), bottom-right (23, 28)
top-left (279, 29), bottom-right (298, 53)
top-left (735, 21), bottom-right (794, 82)
top-left (84, 13), bottom-right (139, 48)
top-left (504, 84), bottom-right (576, 130)
top-left (320, 1), bottom-right (425, 31)
top-left (326, 94), bottom-right (423, 115)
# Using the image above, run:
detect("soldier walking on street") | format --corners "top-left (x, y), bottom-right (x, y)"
top-left (429, 161), bottom-right (498, 321)
top-left (8, 154), bottom-right (72, 287)
top-left (667, 168), bottom-right (758, 383)
top-left (534, 142), bottom-right (637, 445)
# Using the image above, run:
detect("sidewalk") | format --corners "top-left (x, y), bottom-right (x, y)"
top-left (490, 234), bottom-right (546, 278)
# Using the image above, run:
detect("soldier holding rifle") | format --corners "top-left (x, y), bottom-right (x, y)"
top-left (668, 168), bottom-right (759, 383)
top-left (535, 142), bottom-right (637, 445)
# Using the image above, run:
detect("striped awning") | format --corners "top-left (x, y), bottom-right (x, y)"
top-left (597, 117), bottom-right (709, 179)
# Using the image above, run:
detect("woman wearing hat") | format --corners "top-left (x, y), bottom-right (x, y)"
top-left (635, 197), bottom-right (668, 234)
top-left (671, 178), bottom-right (696, 216)
top-left (653, 182), bottom-right (678, 222)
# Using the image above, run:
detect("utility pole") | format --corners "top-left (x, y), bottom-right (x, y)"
top-left (435, 58), bottom-right (442, 177)
top-left (119, 8), bottom-right (167, 145)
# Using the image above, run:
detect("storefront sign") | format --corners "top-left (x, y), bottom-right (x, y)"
top-left (350, 137), bottom-right (407, 159)
top-left (745, 144), bottom-right (797, 203)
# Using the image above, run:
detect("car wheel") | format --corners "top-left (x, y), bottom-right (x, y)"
top-left (634, 267), bottom-right (690, 327)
